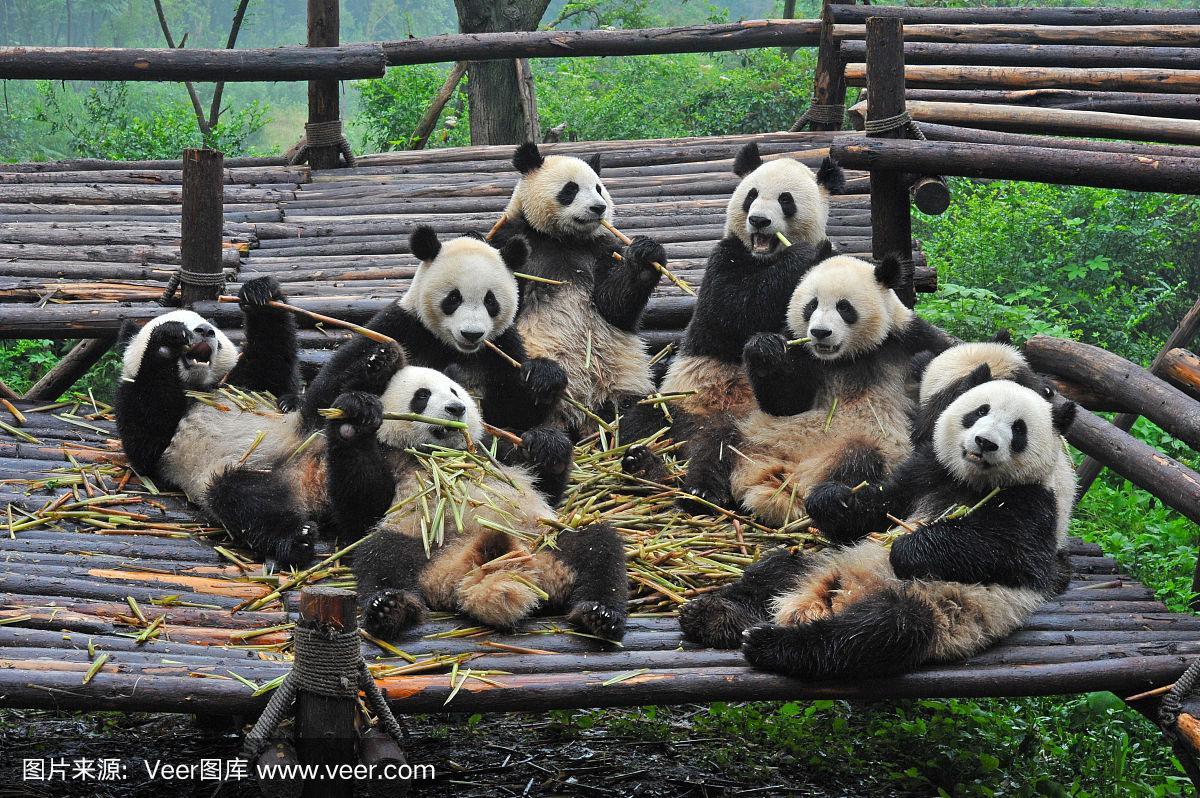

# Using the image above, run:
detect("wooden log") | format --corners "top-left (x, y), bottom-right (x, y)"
top-left (909, 175), bottom-right (949, 216)
top-left (840, 41), bottom-right (1200, 70)
top-left (831, 6), bottom-right (1200, 26)
top-left (409, 61), bottom-right (466, 150)
top-left (834, 24), bottom-right (1200, 48)
top-left (0, 44), bottom-right (386, 81)
top-left (865, 16), bottom-right (913, 306)
top-left (307, 0), bottom-right (342, 172)
top-left (0, 166), bottom-right (307, 185)
top-left (0, 156), bottom-right (287, 173)
top-left (180, 148), bottom-right (226, 306)
top-left (830, 137), bottom-right (1200, 194)
top-left (1160, 349), bottom-right (1200, 402)
top-left (359, 728), bottom-right (409, 798)
top-left (916, 121), bottom-right (1200, 159)
top-left (23, 337), bottom-right (115, 401)
top-left (296, 587), bottom-right (357, 798)
top-left (801, 0), bottom-right (850, 132)
top-left (257, 739), bottom-right (304, 798)
top-left (380, 19), bottom-right (821, 65)
top-left (903, 89), bottom-right (1200, 120)
top-left (845, 64), bottom-right (1200, 95)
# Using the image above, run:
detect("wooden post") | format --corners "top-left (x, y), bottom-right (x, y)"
top-left (179, 148), bottom-right (224, 307)
top-left (295, 587), bottom-right (358, 798)
top-left (307, 0), bottom-right (341, 170)
top-left (806, 0), bottom-right (850, 130)
top-left (515, 58), bottom-right (540, 143)
top-left (865, 16), bottom-right (915, 306)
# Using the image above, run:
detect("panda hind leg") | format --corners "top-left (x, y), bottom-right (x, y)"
top-left (203, 466), bottom-right (316, 569)
top-left (679, 549), bottom-right (809, 649)
top-left (352, 530), bottom-right (430, 640)
top-left (541, 524), bottom-right (629, 642)
top-left (451, 530), bottom-right (542, 631)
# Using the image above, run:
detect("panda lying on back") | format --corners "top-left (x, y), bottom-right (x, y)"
top-left (115, 277), bottom-right (327, 567)
top-left (490, 143), bottom-right (667, 437)
top-left (621, 143), bottom-right (843, 507)
top-left (681, 381), bottom-right (1076, 678)
top-left (304, 228), bottom-right (566, 435)
top-left (326, 364), bottom-right (628, 639)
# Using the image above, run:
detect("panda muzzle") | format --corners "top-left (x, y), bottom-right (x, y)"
top-left (184, 340), bottom-right (213, 366)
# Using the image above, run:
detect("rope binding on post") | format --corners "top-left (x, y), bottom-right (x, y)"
top-left (288, 120), bottom-right (357, 168)
top-left (158, 267), bottom-right (228, 306)
top-left (792, 102), bottom-right (845, 131)
top-left (863, 110), bottom-right (927, 141)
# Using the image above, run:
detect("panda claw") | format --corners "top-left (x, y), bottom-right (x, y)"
top-left (622, 444), bottom-right (667, 481)
top-left (567, 601), bottom-right (626, 641)
top-left (363, 589), bottom-right (428, 639)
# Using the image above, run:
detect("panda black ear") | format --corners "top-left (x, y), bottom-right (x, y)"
top-left (874, 253), bottom-right (912, 290)
top-left (910, 350), bottom-right (935, 382)
top-left (1052, 400), bottom-right (1077, 434)
top-left (409, 225), bottom-right (441, 262)
top-left (816, 156), bottom-right (845, 195)
top-left (966, 363), bottom-right (993, 389)
top-left (117, 319), bottom-right (140, 352)
top-left (513, 142), bottom-right (544, 174)
top-left (992, 328), bottom-right (1014, 345)
top-left (585, 153), bottom-right (602, 176)
top-left (816, 239), bottom-right (835, 261)
top-left (732, 142), bottom-right (763, 178)
top-left (499, 236), bottom-right (529, 272)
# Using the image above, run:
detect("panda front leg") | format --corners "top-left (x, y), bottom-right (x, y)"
top-left (223, 276), bottom-right (300, 397)
top-left (803, 440), bottom-right (892, 545)
top-left (323, 391), bottom-right (397, 541)
top-left (352, 528), bottom-right (431, 640)
top-left (203, 466), bottom-right (317, 569)
top-left (617, 394), bottom-right (677, 484)
top-left (678, 549), bottom-right (809, 649)
top-left (541, 524), bottom-right (629, 642)
top-left (480, 328), bottom-right (568, 433)
top-left (677, 416), bottom-right (739, 514)
top-left (114, 319), bottom-right (193, 475)
top-left (300, 338), bottom-right (406, 428)
top-left (592, 236), bottom-right (665, 332)
top-left (494, 425), bottom-right (574, 506)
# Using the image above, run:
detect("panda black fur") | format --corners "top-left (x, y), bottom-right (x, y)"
top-left (620, 143), bottom-right (843, 507)
top-left (726, 254), bottom-right (949, 527)
top-left (723, 382), bottom-right (1078, 678)
top-left (303, 228), bottom-right (567, 435)
top-left (489, 142), bottom-right (666, 436)
top-left (326, 363), bottom-right (628, 639)
top-left (115, 277), bottom-right (333, 567)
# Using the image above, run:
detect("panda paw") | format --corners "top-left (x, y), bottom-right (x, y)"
top-left (329, 391), bottom-right (383, 441)
top-left (347, 341), bottom-right (405, 394)
top-left (517, 426), bottom-right (573, 475)
top-left (676, 482), bottom-right (733, 516)
top-left (363, 589), bottom-right (428, 640)
top-left (521, 358), bottom-right (568, 404)
top-left (276, 393), bottom-right (300, 413)
top-left (743, 332), bottom-right (789, 370)
top-left (238, 276), bottom-right (286, 311)
top-left (806, 481), bottom-right (877, 545)
top-left (678, 593), bottom-right (761, 649)
top-left (621, 444), bottom-right (668, 482)
top-left (740, 624), bottom-right (799, 674)
top-left (268, 522), bottom-right (317, 570)
top-left (623, 236), bottom-right (667, 279)
top-left (148, 320), bottom-right (193, 362)
top-left (567, 601), bottom-right (627, 642)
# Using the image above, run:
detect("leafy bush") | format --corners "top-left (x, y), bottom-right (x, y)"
top-left (355, 64), bottom-right (472, 152)
top-left (0, 341), bottom-right (120, 401)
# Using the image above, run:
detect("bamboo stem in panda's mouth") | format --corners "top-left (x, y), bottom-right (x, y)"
top-left (217, 296), bottom-right (397, 346)
top-left (318, 407), bottom-right (468, 429)
top-left (600, 219), bottom-right (695, 297)
top-left (776, 231), bottom-right (793, 248)
top-left (786, 337), bottom-right (811, 347)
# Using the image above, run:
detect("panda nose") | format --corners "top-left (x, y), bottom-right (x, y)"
top-left (810, 327), bottom-right (832, 340)
top-left (975, 435), bottom-right (999, 453)
top-left (445, 402), bottom-right (466, 418)
top-left (589, 203), bottom-right (607, 216)
top-left (461, 330), bottom-right (484, 343)
top-left (195, 324), bottom-right (215, 338)
top-left (748, 215), bottom-right (771, 230)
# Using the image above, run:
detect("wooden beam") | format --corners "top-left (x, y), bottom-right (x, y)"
top-left (916, 122), bottom-right (1200, 159)
top-left (179, 148), bottom-right (225, 306)
top-left (904, 89), bottom-right (1200, 120)
top-left (23, 338), bottom-right (115, 401)
top-left (831, 136), bottom-right (1200, 194)
top-left (834, 24), bottom-right (1200, 47)
top-left (841, 41), bottom-right (1200, 70)
top-left (831, 5), bottom-right (1200, 26)
top-left (846, 65), bottom-right (1200, 95)
top-left (0, 44), bottom-right (385, 82)
top-left (306, 0), bottom-right (341, 171)
top-left (296, 588), bottom-right (357, 798)
top-left (1160, 349), bottom-right (1200, 402)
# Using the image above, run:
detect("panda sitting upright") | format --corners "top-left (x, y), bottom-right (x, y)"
top-left (489, 142), bottom-right (667, 437)
top-left (325, 363), bottom-right (628, 639)
top-left (731, 382), bottom-right (1078, 678)
top-left (621, 143), bottom-right (843, 508)
top-left (304, 227), bottom-right (566, 435)
top-left (115, 277), bottom-right (327, 567)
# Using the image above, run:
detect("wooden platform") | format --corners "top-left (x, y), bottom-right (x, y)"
top-left (0, 399), bottom-right (1192, 716)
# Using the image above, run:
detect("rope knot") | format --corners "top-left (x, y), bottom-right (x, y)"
top-left (863, 110), bottom-right (927, 140)
top-left (288, 120), bottom-right (357, 168)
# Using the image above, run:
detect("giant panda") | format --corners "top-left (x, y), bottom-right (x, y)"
top-left (728, 382), bottom-right (1078, 678)
top-left (489, 142), bottom-right (667, 437)
top-left (303, 227), bottom-right (566, 435)
top-left (114, 277), bottom-right (352, 567)
top-left (726, 254), bottom-right (949, 527)
top-left (620, 143), bottom-right (844, 508)
top-left (326, 364), bottom-right (628, 640)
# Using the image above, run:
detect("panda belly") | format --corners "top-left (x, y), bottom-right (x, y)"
top-left (730, 382), bottom-right (913, 527)
top-left (517, 284), bottom-right (653, 425)
top-left (158, 404), bottom-right (308, 501)
top-left (659, 355), bottom-right (755, 419)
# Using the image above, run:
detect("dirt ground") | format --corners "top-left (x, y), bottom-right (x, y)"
top-left (0, 708), bottom-right (905, 798)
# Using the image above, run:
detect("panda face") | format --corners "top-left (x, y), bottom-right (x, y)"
top-left (934, 381), bottom-right (1064, 488)
top-left (786, 255), bottom-right (912, 362)
top-left (120, 309), bottom-right (238, 390)
top-left (506, 144), bottom-right (611, 239)
top-left (376, 366), bottom-right (484, 450)
top-left (403, 236), bottom-right (520, 354)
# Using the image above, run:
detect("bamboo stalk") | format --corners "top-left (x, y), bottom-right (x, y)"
top-left (602, 219), bottom-right (695, 296)
top-left (484, 340), bottom-right (522, 369)
top-left (216, 295), bottom-right (396, 345)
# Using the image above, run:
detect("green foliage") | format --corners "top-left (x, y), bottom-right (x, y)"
top-left (354, 64), bottom-right (472, 152)
top-left (0, 342), bottom-right (120, 402)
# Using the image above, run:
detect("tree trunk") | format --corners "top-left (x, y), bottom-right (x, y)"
top-left (454, 0), bottom-right (551, 145)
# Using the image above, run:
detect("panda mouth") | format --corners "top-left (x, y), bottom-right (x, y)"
top-left (962, 449), bottom-right (992, 468)
top-left (811, 342), bottom-right (840, 357)
top-left (183, 341), bottom-right (213, 367)
top-left (751, 233), bottom-right (778, 255)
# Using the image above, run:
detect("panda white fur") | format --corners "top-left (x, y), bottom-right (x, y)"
top-left (620, 143), bottom-right (843, 508)
top-left (725, 254), bottom-right (948, 527)
top-left (489, 143), bottom-right (668, 437)
top-left (681, 381), bottom-right (1077, 676)
top-left (325, 364), bottom-right (628, 640)
top-left (303, 227), bottom-right (566, 435)
top-left (114, 278), bottom-right (326, 567)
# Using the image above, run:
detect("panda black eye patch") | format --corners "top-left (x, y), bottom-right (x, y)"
top-left (410, 388), bottom-right (431, 414)
top-left (742, 187), bottom-right (759, 214)
top-left (484, 291), bottom-right (500, 318)
top-left (835, 299), bottom-right (858, 325)
top-left (557, 181), bottom-right (579, 206)
top-left (1010, 419), bottom-right (1028, 453)
top-left (779, 192), bottom-right (797, 218)
top-left (961, 404), bottom-right (991, 428)
top-left (440, 289), bottom-right (463, 315)
top-left (802, 297), bottom-right (818, 320)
